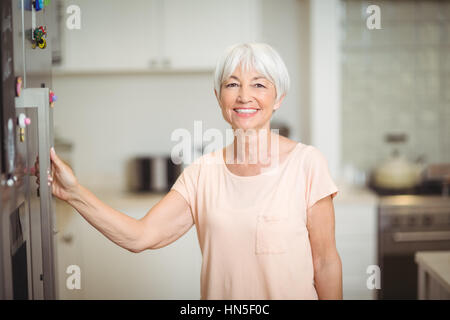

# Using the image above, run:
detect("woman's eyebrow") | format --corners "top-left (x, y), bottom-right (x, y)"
top-left (229, 75), bottom-right (266, 81)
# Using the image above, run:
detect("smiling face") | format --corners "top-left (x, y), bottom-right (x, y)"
top-left (215, 65), bottom-right (285, 131)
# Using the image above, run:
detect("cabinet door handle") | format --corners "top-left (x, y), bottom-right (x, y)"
top-left (392, 231), bottom-right (450, 242)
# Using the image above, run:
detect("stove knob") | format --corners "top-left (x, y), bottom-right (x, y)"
top-left (423, 216), bottom-right (432, 226)
top-left (392, 217), bottom-right (400, 227)
top-left (408, 216), bottom-right (416, 226)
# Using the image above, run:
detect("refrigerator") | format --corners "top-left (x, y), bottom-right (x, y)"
top-left (0, 0), bottom-right (58, 299)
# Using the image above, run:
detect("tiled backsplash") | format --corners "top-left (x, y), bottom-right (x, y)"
top-left (341, 0), bottom-right (450, 174)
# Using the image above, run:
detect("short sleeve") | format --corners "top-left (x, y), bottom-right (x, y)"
top-left (170, 160), bottom-right (200, 214)
top-left (304, 146), bottom-right (339, 210)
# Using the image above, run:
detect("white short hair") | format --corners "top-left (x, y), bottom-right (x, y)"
top-left (214, 43), bottom-right (290, 104)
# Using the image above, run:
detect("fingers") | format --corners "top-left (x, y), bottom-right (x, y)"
top-left (33, 148), bottom-right (62, 189)
top-left (35, 173), bottom-right (53, 187)
top-left (48, 173), bottom-right (53, 185)
top-left (50, 147), bottom-right (62, 168)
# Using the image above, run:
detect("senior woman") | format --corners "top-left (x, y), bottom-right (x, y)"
top-left (42, 43), bottom-right (341, 300)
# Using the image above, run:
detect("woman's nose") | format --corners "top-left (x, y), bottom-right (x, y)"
top-left (237, 86), bottom-right (252, 103)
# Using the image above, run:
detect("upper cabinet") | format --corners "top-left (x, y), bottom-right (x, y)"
top-left (57, 0), bottom-right (261, 72)
top-left (58, 0), bottom-right (155, 71)
top-left (160, 0), bottom-right (261, 70)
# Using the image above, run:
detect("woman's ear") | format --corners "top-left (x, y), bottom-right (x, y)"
top-left (273, 93), bottom-right (286, 112)
top-left (214, 89), bottom-right (222, 108)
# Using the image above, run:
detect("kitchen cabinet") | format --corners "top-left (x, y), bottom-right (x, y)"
top-left (415, 251), bottom-right (450, 300)
top-left (59, 0), bottom-right (155, 71)
top-left (58, 0), bottom-right (261, 72)
top-left (334, 186), bottom-right (379, 300)
top-left (55, 199), bottom-right (85, 299)
top-left (160, 0), bottom-right (261, 70)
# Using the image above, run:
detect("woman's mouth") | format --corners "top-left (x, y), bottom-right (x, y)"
top-left (233, 108), bottom-right (260, 118)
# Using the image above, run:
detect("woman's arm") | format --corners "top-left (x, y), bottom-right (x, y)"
top-left (68, 186), bottom-right (194, 253)
top-left (306, 195), bottom-right (343, 300)
top-left (43, 148), bottom-right (194, 253)
top-left (67, 184), bottom-right (144, 252)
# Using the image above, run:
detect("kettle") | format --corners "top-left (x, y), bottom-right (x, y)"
top-left (373, 149), bottom-right (424, 190)
top-left (372, 133), bottom-right (424, 190)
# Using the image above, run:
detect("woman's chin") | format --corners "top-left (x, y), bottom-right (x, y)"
top-left (231, 123), bottom-right (268, 132)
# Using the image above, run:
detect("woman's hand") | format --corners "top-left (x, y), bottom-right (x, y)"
top-left (35, 147), bottom-right (79, 201)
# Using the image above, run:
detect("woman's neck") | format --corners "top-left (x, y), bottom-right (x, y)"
top-left (226, 129), bottom-right (280, 167)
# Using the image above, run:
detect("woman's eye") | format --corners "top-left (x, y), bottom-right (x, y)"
top-left (255, 83), bottom-right (266, 88)
top-left (226, 83), bottom-right (238, 88)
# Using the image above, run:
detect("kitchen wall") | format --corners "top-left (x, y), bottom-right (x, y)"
top-left (52, 0), bottom-right (304, 192)
top-left (341, 0), bottom-right (450, 174)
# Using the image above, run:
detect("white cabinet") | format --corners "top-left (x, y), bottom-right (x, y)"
top-left (59, 0), bottom-right (261, 72)
top-left (334, 197), bottom-right (378, 300)
top-left (60, 0), bottom-right (156, 71)
top-left (416, 251), bottom-right (450, 300)
top-left (160, 0), bottom-right (261, 70)
top-left (55, 199), bottom-right (85, 299)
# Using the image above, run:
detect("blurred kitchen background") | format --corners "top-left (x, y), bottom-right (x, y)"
top-left (46, 0), bottom-right (450, 300)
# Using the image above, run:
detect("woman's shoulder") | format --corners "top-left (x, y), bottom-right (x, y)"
top-left (180, 148), bottom-right (221, 175)
top-left (278, 137), bottom-right (310, 157)
top-left (298, 144), bottom-right (331, 172)
top-left (283, 140), bottom-right (328, 168)
top-left (279, 134), bottom-right (325, 157)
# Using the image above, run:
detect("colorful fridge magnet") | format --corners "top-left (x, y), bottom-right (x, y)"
top-left (15, 76), bottom-right (23, 97)
top-left (32, 26), bottom-right (47, 49)
top-left (49, 90), bottom-right (57, 108)
top-left (26, 0), bottom-right (50, 11)
top-left (34, 0), bottom-right (44, 11)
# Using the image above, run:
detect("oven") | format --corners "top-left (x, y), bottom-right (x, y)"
top-left (377, 195), bottom-right (450, 299)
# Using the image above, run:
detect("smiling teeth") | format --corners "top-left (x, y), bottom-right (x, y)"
top-left (235, 109), bottom-right (258, 114)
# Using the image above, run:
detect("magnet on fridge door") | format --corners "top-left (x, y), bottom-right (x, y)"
top-left (18, 113), bottom-right (30, 142)
top-left (34, 0), bottom-right (44, 11)
top-left (32, 26), bottom-right (47, 49)
top-left (18, 113), bottom-right (31, 129)
top-left (20, 128), bottom-right (25, 142)
top-left (38, 37), bottom-right (47, 49)
top-left (49, 90), bottom-right (57, 108)
top-left (15, 76), bottom-right (23, 97)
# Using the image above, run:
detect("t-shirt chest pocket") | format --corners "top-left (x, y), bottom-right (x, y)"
top-left (255, 213), bottom-right (289, 255)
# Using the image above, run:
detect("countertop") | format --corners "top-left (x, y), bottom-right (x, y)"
top-left (415, 251), bottom-right (450, 293)
top-left (333, 182), bottom-right (379, 205)
top-left (85, 182), bottom-right (380, 212)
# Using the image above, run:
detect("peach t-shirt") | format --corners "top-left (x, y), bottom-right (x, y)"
top-left (170, 142), bottom-right (338, 300)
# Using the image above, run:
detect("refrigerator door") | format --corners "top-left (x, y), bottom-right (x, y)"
top-left (23, 107), bottom-right (44, 299)
top-left (15, 88), bottom-right (57, 300)
top-left (1, 0), bottom-right (57, 300)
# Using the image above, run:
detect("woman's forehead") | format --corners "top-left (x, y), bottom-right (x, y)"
top-left (226, 68), bottom-right (269, 81)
